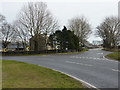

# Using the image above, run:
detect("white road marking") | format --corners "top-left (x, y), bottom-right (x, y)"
top-left (42, 55), bottom-right (47, 56)
top-left (96, 58), bottom-right (100, 60)
top-left (65, 61), bottom-right (93, 66)
top-left (98, 53), bottom-right (103, 54)
top-left (112, 69), bottom-right (120, 72)
top-left (52, 69), bottom-right (98, 89)
top-left (102, 56), bottom-right (118, 62)
top-left (89, 57), bottom-right (93, 59)
top-left (70, 56), bottom-right (118, 62)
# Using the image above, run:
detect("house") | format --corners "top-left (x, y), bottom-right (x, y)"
top-left (29, 34), bottom-right (46, 51)
top-left (0, 41), bottom-right (24, 52)
top-left (7, 42), bottom-right (24, 51)
top-left (83, 41), bottom-right (94, 48)
top-left (0, 41), bottom-right (2, 52)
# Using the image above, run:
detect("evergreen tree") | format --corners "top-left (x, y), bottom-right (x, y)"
top-left (49, 26), bottom-right (80, 51)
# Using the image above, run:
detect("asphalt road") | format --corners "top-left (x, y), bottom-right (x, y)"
top-left (2, 48), bottom-right (119, 89)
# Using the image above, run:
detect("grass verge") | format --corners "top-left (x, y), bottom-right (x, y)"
top-left (105, 52), bottom-right (120, 61)
top-left (2, 60), bottom-right (84, 88)
top-left (102, 48), bottom-right (120, 52)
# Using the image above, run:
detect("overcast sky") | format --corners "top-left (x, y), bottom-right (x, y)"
top-left (0, 0), bottom-right (119, 43)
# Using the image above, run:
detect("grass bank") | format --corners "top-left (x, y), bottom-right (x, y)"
top-left (102, 48), bottom-right (120, 61)
top-left (2, 60), bottom-right (84, 88)
top-left (102, 48), bottom-right (120, 52)
top-left (105, 52), bottom-right (120, 61)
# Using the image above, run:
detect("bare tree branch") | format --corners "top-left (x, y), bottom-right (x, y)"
top-left (96, 16), bottom-right (120, 48)
top-left (68, 16), bottom-right (92, 45)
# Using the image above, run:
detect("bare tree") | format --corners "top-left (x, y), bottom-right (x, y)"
top-left (0, 14), bottom-right (6, 40)
top-left (17, 2), bottom-right (59, 50)
top-left (13, 20), bottom-right (29, 50)
top-left (96, 16), bottom-right (120, 49)
top-left (68, 16), bottom-right (91, 46)
top-left (1, 22), bottom-right (16, 49)
top-left (0, 14), bottom-right (16, 49)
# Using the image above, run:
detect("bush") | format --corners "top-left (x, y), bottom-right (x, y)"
top-left (1, 50), bottom-right (68, 56)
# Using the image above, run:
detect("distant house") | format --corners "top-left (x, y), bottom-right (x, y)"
top-left (7, 42), bottom-right (24, 51)
top-left (29, 34), bottom-right (46, 51)
top-left (117, 38), bottom-right (120, 47)
top-left (0, 41), bottom-right (24, 52)
top-left (83, 41), bottom-right (94, 48)
top-left (92, 40), bottom-right (103, 46)
top-left (0, 41), bottom-right (2, 52)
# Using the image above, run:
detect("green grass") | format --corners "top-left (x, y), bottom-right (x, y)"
top-left (105, 52), bottom-right (120, 61)
top-left (102, 48), bottom-right (120, 52)
top-left (2, 60), bottom-right (84, 88)
top-left (2, 49), bottom-right (88, 56)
